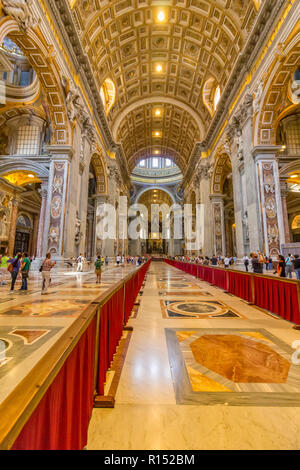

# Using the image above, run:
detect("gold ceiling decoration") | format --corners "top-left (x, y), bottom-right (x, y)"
top-left (71, 0), bottom-right (258, 165)
top-left (2, 171), bottom-right (41, 187)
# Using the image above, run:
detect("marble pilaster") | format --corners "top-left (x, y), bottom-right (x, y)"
top-left (36, 183), bottom-right (48, 258)
top-left (210, 195), bottom-right (226, 256)
top-left (7, 198), bottom-right (19, 256)
top-left (253, 147), bottom-right (285, 257)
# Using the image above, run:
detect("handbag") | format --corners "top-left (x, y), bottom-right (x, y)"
top-left (7, 263), bottom-right (13, 273)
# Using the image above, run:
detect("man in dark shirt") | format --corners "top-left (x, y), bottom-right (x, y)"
top-left (293, 254), bottom-right (300, 280)
top-left (211, 255), bottom-right (218, 266)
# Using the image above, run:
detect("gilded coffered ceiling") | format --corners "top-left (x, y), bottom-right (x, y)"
top-left (68, 0), bottom-right (259, 168)
top-left (117, 102), bottom-right (200, 171)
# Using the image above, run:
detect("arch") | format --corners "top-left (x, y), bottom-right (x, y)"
top-left (90, 151), bottom-right (107, 195)
top-left (0, 18), bottom-right (71, 145)
top-left (135, 186), bottom-right (176, 206)
top-left (255, 32), bottom-right (300, 146)
top-left (0, 158), bottom-right (49, 180)
top-left (211, 152), bottom-right (232, 195)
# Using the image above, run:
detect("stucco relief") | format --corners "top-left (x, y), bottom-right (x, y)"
top-left (262, 162), bottom-right (280, 256)
top-left (47, 162), bottom-right (66, 254)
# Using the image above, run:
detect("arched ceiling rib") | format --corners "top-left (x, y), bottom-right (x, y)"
top-left (71, 0), bottom-right (259, 168)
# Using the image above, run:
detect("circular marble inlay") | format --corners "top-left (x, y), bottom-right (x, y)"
top-left (176, 303), bottom-right (217, 314)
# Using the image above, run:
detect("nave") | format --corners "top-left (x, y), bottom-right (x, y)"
top-left (87, 262), bottom-right (300, 450)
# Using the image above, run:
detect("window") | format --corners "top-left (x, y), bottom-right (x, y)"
top-left (214, 86), bottom-right (221, 111)
top-left (166, 159), bottom-right (172, 167)
top-left (139, 160), bottom-right (145, 167)
top-left (15, 126), bottom-right (40, 155)
top-left (100, 78), bottom-right (116, 114)
top-left (152, 158), bottom-right (159, 168)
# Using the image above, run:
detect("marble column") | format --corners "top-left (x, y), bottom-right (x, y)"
top-left (7, 198), bottom-right (19, 256)
top-left (36, 183), bottom-right (48, 258)
top-left (280, 183), bottom-right (291, 244)
top-left (30, 213), bottom-right (39, 257)
top-left (253, 147), bottom-right (285, 257)
top-left (210, 195), bottom-right (226, 256)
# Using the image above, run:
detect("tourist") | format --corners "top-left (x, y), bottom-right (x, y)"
top-left (20, 252), bottom-right (31, 292)
top-left (250, 252), bottom-right (263, 274)
top-left (41, 253), bottom-right (56, 295)
top-left (105, 256), bottom-right (109, 267)
top-left (0, 252), bottom-right (9, 285)
top-left (285, 253), bottom-right (294, 279)
top-left (76, 253), bottom-right (84, 272)
top-left (277, 255), bottom-right (286, 278)
top-left (116, 254), bottom-right (121, 265)
top-left (211, 255), bottom-right (218, 266)
top-left (242, 254), bottom-right (250, 272)
top-left (224, 256), bottom-right (230, 268)
top-left (7, 253), bottom-right (22, 293)
top-left (293, 255), bottom-right (300, 280)
top-left (95, 255), bottom-right (103, 284)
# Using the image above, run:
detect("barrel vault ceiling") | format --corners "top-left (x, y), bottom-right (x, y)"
top-left (68, 0), bottom-right (260, 171)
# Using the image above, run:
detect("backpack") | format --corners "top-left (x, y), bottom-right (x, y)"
top-left (95, 259), bottom-right (102, 270)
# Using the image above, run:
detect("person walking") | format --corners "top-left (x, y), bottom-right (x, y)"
top-left (277, 255), bottom-right (286, 278)
top-left (105, 256), bottom-right (109, 267)
top-left (95, 256), bottom-right (103, 284)
top-left (7, 253), bottom-right (22, 293)
top-left (76, 253), bottom-right (84, 272)
top-left (242, 254), bottom-right (250, 272)
top-left (285, 253), bottom-right (294, 279)
top-left (41, 253), bottom-right (56, 295)
top-left (293, 255), bottom-right (300, 280)
top-left (20, 252), bottom-right (31, 293)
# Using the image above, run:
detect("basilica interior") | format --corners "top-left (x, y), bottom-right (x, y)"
top-left (0, 0), bottom-right (300, 452)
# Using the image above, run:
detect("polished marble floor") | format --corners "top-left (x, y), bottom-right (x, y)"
top-left (88, 262), bottom-right (300, 450)
top-left (0, 263), bottom-right (139, 405)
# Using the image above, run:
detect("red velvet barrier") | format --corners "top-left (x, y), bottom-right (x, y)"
top-left (228, 271), bottom-right (253, 303)
top-left (12, 318), bottom-right (97, 450)
top-left (254, 276), bottom-right (300, 324)
top-left (98, 287), bottom-right (124, 396)
top-left (98, 260), bottom-right (151, 394)
top-left (165, 259), bottom-right (300, 325)
top-left (213, 268), bottom-right (228, 290)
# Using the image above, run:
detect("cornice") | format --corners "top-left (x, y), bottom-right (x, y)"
top-left (45, 0), bottom-right (131, 186)
top-left (201, 0), bottom-right (288, 150)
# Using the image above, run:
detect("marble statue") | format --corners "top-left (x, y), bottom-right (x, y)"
top-left (253, 80), bottom-right (264, 115)
top-left (2, 0), bottom-right (38, 31)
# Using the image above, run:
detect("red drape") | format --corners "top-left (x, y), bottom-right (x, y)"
top-left (228, 271), bottom-right (253, 303)
top-left (97, 287), bottom-right (124, 396)
top-left (165, 260), bottom-right (300, 325)
top-left (12, 318), bottom-right (97, 450)
top-left (212, 269), bottom-right (227, 290)
top-left (254, 276), bottom-right (300, 323)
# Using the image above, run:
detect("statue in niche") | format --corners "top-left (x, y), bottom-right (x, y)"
top-left (75, 212), bottom-right (82, 245)
top-left (2, 0), bottom-right (38, 31)
top-left (0, 210), bottom-right (9, 238)
top-left (253, 80), bottom-right (264, 115)
top-left (242, 211), bottom-right (249, 241)
top-left (235, 128), bottom-right (244, 162)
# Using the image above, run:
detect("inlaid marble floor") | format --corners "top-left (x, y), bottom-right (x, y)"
top-left (0, 263), bottom-right (139, 405)
top-left (88, 262), bottom-right (300, 450)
